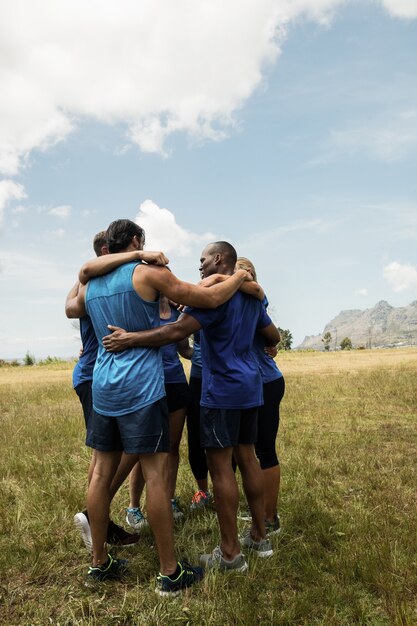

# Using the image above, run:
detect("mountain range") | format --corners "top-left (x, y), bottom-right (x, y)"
top-left (297, 300), bottom-right (417, 350)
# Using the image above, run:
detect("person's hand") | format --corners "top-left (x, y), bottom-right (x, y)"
top-left (140, 251), bottom-right (169, 265)
top-left (102, 325), bottom-right (130, 352)
top-left (264, 345), bottom-right (278, 358)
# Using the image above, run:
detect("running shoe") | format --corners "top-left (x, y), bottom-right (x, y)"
top-left (190, 490), bottom-right (212, 511)
top-left (84, 553), bottom-right (128, 587)
top-left (200, 545), bottom-right (248, 572)
top-left (125, 506), bottom-right (148, 531)
top-left (265, 514), bottom-right (281, 536)
top-left (107, 520), bottom-right (140, 547)
top-left (74, 511), bottom-right (92, 552)
top-left (155, 560), bottom-right (204, 597)
top-left (240, 529), bottom-right (273, 557)
top-left (171, 497), bottom-right (184, 520)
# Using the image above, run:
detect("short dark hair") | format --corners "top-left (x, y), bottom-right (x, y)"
top-left (209, 241), bottom-right (237, 267)
top-left (93, 230), bottom-right (108, 256)
top-left (106, 219), bottom-right (145, 253)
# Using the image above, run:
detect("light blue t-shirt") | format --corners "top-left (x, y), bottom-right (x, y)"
top-left (185, 292), bottom-right (271, 409)
top-left (85, 261), bottom-right (165, 416)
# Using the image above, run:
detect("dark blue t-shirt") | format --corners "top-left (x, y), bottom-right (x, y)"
top-left (72, 315), bottom-right (98, 388)
top-left (185, 291), bottom-right (272, 409)
top-left (160, 308), bottom-right (187, 384)
top-left (190, 331), bottom-right (203, 379)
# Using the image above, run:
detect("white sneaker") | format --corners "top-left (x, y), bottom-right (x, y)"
top-left (74, 511), bottom-right (92, 552)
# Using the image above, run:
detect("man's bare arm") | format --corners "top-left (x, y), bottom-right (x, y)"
top-left (138, 265), bottom-right (250, 309)
top-left (177, 336), bottom-right (193, 360)
top-left (79, 250), bottom-right (170, 284)
top-left (102, 314), bottom-right (201, 352)
top-left (258, 323), bottom-right (281, 347)
top-left (65, 283), bottom-right (87, 319)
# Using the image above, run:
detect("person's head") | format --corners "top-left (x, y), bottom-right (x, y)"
top-left (93, 230), bottom-right (108, 257)
top-left (199, 241), bottom-right (237, 278)
top-left (235, 256), bottom-right (257, 282)
top-left (106, 219), bottom-right (145, 253)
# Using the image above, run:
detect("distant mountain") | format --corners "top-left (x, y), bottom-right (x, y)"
top-left (298, 300), bottom-right (417, 350)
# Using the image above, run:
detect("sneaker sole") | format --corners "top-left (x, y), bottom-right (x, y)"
top-left (253, 549), bottom-right (274, 558)
top-left (155, 588), bottom-right (181, 598)
top-left (266, 527), bottom-right (281, 537)
top-left (221, 561), bottom-right (249, 572)
top-left (74, 513), bottom-right (92, 552)
top-left (125, 516), bottom-right (149, 531)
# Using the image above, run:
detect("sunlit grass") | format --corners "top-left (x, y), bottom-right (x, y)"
top-left (1, 350), bottom-right (416, 625)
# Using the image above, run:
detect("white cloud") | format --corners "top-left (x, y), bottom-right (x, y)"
top-left (355, 288), bottom-right (368, 296)
top-left (12, 204), bottom-right (27, 214)
top-left (49, 204), bottom-right (71, 219)
top-left (1, 1), bottom-right (415, 175)
top-left (0, 179), bottom-right (27, 224)
top-left (381, 0), bottom-right (417, 18)
top-left (383, 261), bottom-right (417, 292)
top-left (134, 199), bottom-right (215, 257)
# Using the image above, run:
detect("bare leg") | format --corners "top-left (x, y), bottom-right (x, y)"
top-left (140, 452), bottom-right (177, 575)
top-left (108, 452), bottom-right (139, 501)
top-left (168, 406), bottom-right (186, 499)
top-left (263, 465), bottom-right (280, 522)
top-left (196, 477), bottom-right (209, 492)
top-left (234, 444), bottom-right (266, 542)
top-left (206, 447), bottom-right (240, 560)
top-left (128, 461), bottom-right (145, 508)
top-left (87, 450), bottom-right (96, 486)
top-left (87, 450), bottom-right (122, 566)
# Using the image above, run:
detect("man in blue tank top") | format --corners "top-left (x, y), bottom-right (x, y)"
top-left (100, 241), bottom-right (280, 574)
top-left (67, 221), bottom-right (251, 593)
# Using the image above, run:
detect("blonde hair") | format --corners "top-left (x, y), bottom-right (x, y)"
top-left (235, 256), bottom-right (257, 282)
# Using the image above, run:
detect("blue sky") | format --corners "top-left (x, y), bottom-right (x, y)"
top-left (1, 0), bottom-right (417, 359)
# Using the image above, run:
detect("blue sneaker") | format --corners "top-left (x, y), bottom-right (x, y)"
top-left (155, 560), bottom-right (204, 597)
top-left (171, 497), bottom-right (184, 520)
top-left (125, 506), bottom-right (148, 531)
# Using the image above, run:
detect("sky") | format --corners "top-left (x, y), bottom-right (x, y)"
top-left (1, 0), bottom-right (417, 359)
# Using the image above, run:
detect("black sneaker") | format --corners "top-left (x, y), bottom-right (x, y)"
top-left (265, 514), bottom-right (281, 536)
top-left (84, 553), bottom-right (128, 587)
top-left (107, 520), bottom-right (140, 547)
top-left (155, 560), bottom-right (204, 597)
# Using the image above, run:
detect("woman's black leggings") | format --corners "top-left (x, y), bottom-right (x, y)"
top-left (186, 376), bottom-right (208, 481)
top-left (255, 376), bottom-right (285, 469)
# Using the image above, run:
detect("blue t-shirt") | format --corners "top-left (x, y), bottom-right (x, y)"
top-left (85, 261), bottom-right (165, 416)
top-left (185, 291), bottom-right (272, 409)
top-left (253, 297), bottom-right (283, 384)
top-left (160, 308), bottom-right (187, 385)
top-left (190, 331), bottom-right (203, 379)
top-left (72, 315), bottom-right (98, 388)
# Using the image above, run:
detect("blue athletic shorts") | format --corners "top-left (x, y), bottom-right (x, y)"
top-left (87, 398), bottom-right (169, 454)
top-left (200, 406), bottom-right (258, 449)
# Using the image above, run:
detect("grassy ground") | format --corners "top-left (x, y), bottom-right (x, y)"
top-left (0, 349), bottom-right (416, 625)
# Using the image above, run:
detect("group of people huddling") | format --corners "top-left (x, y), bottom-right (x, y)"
top-left (65, 218), bottom-right (285, 595)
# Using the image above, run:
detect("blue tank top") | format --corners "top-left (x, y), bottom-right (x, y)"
top-left (85, 261), bottom-right (165, 416)
top-left (72, 315), bottom-right (98, 388)
top-left (160, 308), bottom-right (187, 384)
top-left (253, 296), bottom-right (283, 384)
top-left (190, 331), bottom-right (203, 379)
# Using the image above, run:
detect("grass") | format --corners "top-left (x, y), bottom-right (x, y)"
top-left (0, 349), bottom-right (416, 625)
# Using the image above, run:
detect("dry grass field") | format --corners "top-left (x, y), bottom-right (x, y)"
top-left (0, 348), bottom-right (416, 625)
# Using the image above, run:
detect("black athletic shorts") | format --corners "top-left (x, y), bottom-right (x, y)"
top-left (74, 380), bottom-right (92, 433)
top-left (165, 382), bottom-right (191, 413)
top-left (200, 406), bottom-right (258, 449)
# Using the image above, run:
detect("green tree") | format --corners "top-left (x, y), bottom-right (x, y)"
top-left (24, 351), bottom-right (36, 366)
top-left (340, 337), bottom-right (352, 351)
top-left (277, 328), bottom-right (293, 351)
top-left (322, 331), bottom-right (332, 351)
